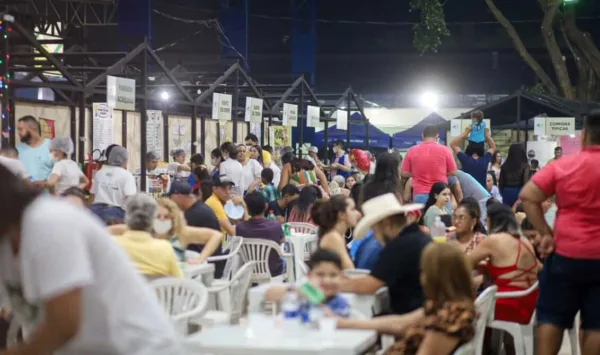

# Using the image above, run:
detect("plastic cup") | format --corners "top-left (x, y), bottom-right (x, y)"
top-left (433, 236), bottom-right (447, 243)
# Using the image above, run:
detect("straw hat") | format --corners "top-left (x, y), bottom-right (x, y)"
top-left (354, 193), bottom-right (423, 240)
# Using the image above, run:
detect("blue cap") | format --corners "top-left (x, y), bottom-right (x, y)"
top-left (165, 181), bottom-right (193, 196)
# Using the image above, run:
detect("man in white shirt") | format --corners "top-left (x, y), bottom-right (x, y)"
top-left (0, 165), bottom-right (181, 355)
top-left (218, 142), bottom-right (245, 197)
top-left (90, 146), bottom-right (137, 224)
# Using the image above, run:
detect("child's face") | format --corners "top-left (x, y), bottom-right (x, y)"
top-left (308, 262), bottom-right (342, 298)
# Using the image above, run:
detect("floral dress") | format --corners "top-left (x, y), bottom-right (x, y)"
top-left (385, 300), bottom-right (475, 355)
top-left (447, 232), bottom-right (487, 254)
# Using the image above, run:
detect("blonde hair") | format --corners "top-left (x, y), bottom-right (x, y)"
top-left (157, 198), bottom-right (186, 239)
top-left (421, 243), bottom-right (475, 304)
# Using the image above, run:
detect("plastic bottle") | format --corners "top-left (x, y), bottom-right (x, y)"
top-left (281, 289), bottom-right (300, 334)
top-left (267, 210), bottom-right (276, 221)
top-left (431, 216), bottom-right (447, 243)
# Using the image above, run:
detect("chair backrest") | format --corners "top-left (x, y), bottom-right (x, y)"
top-left (228, 261), bottom-right (257, 322)
top-left (151, 277), bottom-right (209, 336)
top-left (221, 236), bottom-right (244, 280)
top-left (239, 238), bottom-right (283, 284)
top-left (474, 286), bottom-right (497, 355)
top-left (288, 222), bottom-right (318, 235)
top-left (298, 260), bottom-right (309, 279)
top-left (343, 269), bottom-right (371, 279)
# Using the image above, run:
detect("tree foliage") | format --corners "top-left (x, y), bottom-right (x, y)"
top-left (413, 0), bottom-right (600, 101)
top-left (409, 0), bottom-right (450, 54)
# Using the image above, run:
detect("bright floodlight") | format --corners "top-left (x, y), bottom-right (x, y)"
top-left (160, 91), bottom-right (170, 101)
top-left (420, 91), bottom-right (439, 110)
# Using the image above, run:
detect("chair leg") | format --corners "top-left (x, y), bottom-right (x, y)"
top-left (511, 331), bottom-right (526, 355)
top-left (568, 328), bottom-right (579, 355)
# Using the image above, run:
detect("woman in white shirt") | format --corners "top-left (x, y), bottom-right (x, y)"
top-left (46, 137), bottom-right (89, 195)
top-left (237, 144), bottom-right (262, 193)
top-left (219, 142), bottom-right (244, 196)
top-left (90, 146), bottom-right (137, 224)
top-left (168, 148), bottom-right (191, 181)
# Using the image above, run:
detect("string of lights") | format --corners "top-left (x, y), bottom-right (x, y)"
top-left (0, 14), bottom-right (14, 146)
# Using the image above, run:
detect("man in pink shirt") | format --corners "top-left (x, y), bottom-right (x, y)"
top-left (520, 112), bottom-right (600, 355)
top-left (401, 124), bottom-right (457, 204)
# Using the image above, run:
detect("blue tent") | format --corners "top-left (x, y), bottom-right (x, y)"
top-left (392, 113), bottom-right (448, 149)
top-left (314, 114), bottom-right (391, 148)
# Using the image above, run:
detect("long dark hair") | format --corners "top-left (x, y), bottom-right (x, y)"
top-left (359, 152), bottom-right (400, 204)
top-left (501, 143), bottom-right (528, 173)
top-left (487, 203), bottom-right (520, 237)
top-left (456, 197), bottom-right (484, 233)
top-left (251, 145), bottom-right (264, 166)
top-left (490, 150), bottom-right (502, 166)
top-left (0, 165), bottom-right (40, 236)
top-left (311, 195), bottom-right (349, 237)
top-left (424, 182), bottom-right (450, 213)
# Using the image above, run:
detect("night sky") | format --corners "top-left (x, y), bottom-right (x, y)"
top-left (89, 0), bottom-right (600, 96)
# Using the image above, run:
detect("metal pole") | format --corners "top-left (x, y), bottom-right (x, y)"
top-left (232, 66), bottom-right (240, 141)
top-left (201, 113), bottom-right (206, 157)
top-left (78, 92), bottom-right (85, 163)
top-left (70, 103), bottom-right (76, 160)
top-left (346, 93), bottom-right (351, 149)
top-left (324, 120), bottom-right (329, 164)
top-left (140, 39), bottom-right (148, 192)
top-left (516, 94), bottom-right (522, 143)
top-left (1, 20), bottom-right (10, 147)
top-left (298, 85), bottom-right (304, 158)
top-left (191, 105), bottom-right (197, 154)
top-left (163, 110), bottom-right (169, 162)
top-left (121, 110), bottom-right (127, 147)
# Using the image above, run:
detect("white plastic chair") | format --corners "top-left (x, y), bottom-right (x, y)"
top-left (6, 316), bottom-right (24, 347)
top-left (208, 236), bottom-right (244, 281)
top-left (287, 222), bottom-right (318, 235)
top-left (489, 281), bottom-right (579, 355)
top-left (343, 269), bottom-right (371, 278)
top-left (474, 286), bottom-right (498, 355)
top-left (298, 260), bottom-right (309, 279)
top-left (488, 282), bottom-right (538, 355)
top-left (239, 238), bottom-right (294, 284)
top-left (193, 261), bottom-right (256, 327)
top-left (151, 277), bottom-right (209, 336)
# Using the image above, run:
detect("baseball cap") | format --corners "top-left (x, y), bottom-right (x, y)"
top-left (212, 174), bottom-right (235, 187)
top-left (309, 146), bottom-right (318, 153)
top-left (164, 181), bottom-right (193, 196)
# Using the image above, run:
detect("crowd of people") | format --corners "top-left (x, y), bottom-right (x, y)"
top-left (0, 109), bottom-right (598, 355)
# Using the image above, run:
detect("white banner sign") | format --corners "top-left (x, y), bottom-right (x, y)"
top-left (244, 97), bottom-right (263, 123)
top-left (306, 105), bottom-right (320, 128)
top-left (212, 93), bottom-right (232, 120)
top-left (282, 103), bottom-right (298, 127)
top-left (92, 103), bottom-right (114, 153)
top-left (546, 117), bottom-right (575, 136)
top-left (534, 116), bottom-right (546, 136)
top-left (336, 109), bottom-right (348, 131)
top-left (146, 110), bottom-right (164, 160)
top-left (106, 75), bottom-right (135, 111)
top-left (450, 119), bottom-right (462, 136)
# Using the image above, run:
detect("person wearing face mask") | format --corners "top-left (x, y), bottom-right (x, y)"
top-left (16, 115), bottom-right (54, 185)
top-left (90, 146), bottom-right (137, 224)
top-left (109, 198), bottom-right (222, 265)
top-left (167, 148), bottom-right (191, 181)
top-left (328, 140), bottom-right (352, 180)
top-left (45, 137), bottom-right (89, 195)
top-left (219, 142), bottom-right (245, 197)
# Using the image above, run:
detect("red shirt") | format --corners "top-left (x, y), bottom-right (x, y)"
top-left (402, 141), bottom-right (457, 195)
top-left (532, 146), bottom-right (600, 259)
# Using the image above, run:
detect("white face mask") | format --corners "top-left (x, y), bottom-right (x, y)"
top-left (49, 153), bottom-right (58, 162)
top-left (153, 219), bottom-right (173, 235)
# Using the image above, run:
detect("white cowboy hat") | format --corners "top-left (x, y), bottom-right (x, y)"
top-left (354, 193), bottom-right (424, 240)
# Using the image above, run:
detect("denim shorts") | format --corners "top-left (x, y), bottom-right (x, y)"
top-left (537, 253), bottom-right (600, 330)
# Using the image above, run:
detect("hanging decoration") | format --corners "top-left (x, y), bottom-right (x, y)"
top-left (0, 15), bottom-right (14, 146)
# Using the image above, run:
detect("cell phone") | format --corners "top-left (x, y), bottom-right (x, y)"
top-left (298, 281), bottom-right (326, 305)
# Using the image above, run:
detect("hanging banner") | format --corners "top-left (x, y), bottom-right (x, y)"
top-left (212, 93), bottom-right (232, 121)
top-left (546, 117), bottom-right (575, 136)
top-left (306, 105), bottom-right (320, 128)
top-left (282, 103), bottom-right (298, 127)
top-left (249, 122), bottom-right (262, 143)
top-left (336, 109), bottom-right (348, 131)
top-left (107, 75), bottom-right (136, 111)
top-left (534, 116), bottom-right (546, 136)
top-left (39, 118), bottom-right (56, 139)
top-left (245, 97), bottom-right (263, 123)
top-left (219, 121), bottom-right (233, 143)
top-left (450, 119), bottom-right (462, 136)
top-left (146, 110), bottom-right (164, 160)
top-left (268, 126), bottom-right (275, 148)
top-left (92, 103), bottom-right (114, 153)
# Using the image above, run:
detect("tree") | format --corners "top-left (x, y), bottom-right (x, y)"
top-left (410, 0), bottom-right (600, 101)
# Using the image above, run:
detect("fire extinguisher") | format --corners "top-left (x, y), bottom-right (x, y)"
top-left (83, 149), bottom-right (102, 191)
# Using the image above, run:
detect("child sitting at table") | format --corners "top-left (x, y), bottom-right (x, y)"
top-left (265, 248), bottom-right (351, 318)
